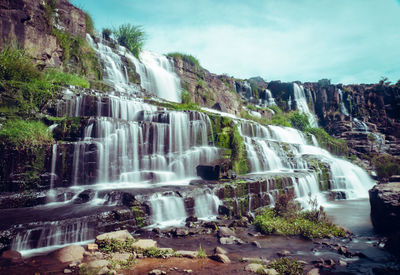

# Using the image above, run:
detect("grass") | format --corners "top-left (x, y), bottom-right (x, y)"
top-left (305, 127), bottom-right (348, 156)
top-left (267, 257), bottom-right (304, 275)
top-left (167, 52), bottom-right (201, 68)
top-left (97, 238), bottom-right (137, 254)
top-left (113, 24), bottom-right (146, 59)
top-left (0, 120), bottom-right (54, 148)
top-left (84, 11), bottom-right (95, 36)
top-left (197, 245), bottom-right (207, 258)
top-left (372, 154), bottom-right (400, 181)
top-left (44, 70), bottom-right (89, 88)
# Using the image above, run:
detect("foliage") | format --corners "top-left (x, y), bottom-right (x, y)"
top-left (44, 70), bottom-right (89, 88)
top-left (267, 257), bottom-right (304, 275)
top-left (84, 11), bottom-right (95, 36)
top-left (181, 89), bottom-right (191, 104)
top-left (108, 255), bottom-right (136, 271)
top-left (0, 46), bottom-right (41, 82)
top-left (372, 154), bottom-right (400, 181)
top-left (305, 127), bottom-right (348, 156)
top-left (231, 124), bottom-right (248, 174)
top-left (98, 238), bottom-right (137, 253)
top-left (167, 52), bottom-right (201, 68)
top-left (197, 245), bottom-right (207, 258)
top-left (130, 206), bottom-right (145, 228)
top-left (113, 24), bottom-right (146, 59)
top-left (254, 193), bottom-right (345, 239)
top-left (0, 120), bottom-right (53, 148)
top-left (102, 28), bottom-right (112, 40)
top-left (42, 0), bottom-right (58, 26)
top-left (143, 247), bottom-right (171, 258)
top-left (289, 111), bottom-right (310, 131)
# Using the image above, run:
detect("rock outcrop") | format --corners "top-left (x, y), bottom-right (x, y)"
top-left (369, 182), bottom-right (400, 233)
top-left (0, 0), bottom-right (87, 67)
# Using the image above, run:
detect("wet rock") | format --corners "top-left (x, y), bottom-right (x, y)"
top-left (87, 243), bottom-right (98, 252)
top-left (203, 221), bottom-right (218, 230)
top-left (251, 241), bottom-right (261, 248)
top-left (96, 230), bottom-right (133, 243)
top-left (369, 183), bottom-right (400, 233)
top-left (218, 205), bottom-right (232, 216)
top-left (218, 227), bottom-right (235, 238)
top-left (214, 246), bottom-right (227, 254)
top-left (277, 250), bottom-right (290, 257)
top-left (196, 159), bottom-right (231, 180)
top-left (211, 253), bottom-right (231, 264)
top-left (87, 259), bottom-right (109, 269)
top-left (64, 269), bottom-right (72, 274)
top-left (149, 269), bottom-right (166, 275)
top-left (132, 239), bottom-right (157, 250)
top-left (229, 216), bottom-right (249, 227)
top-left (328, 191), bottom-right (347, 200)
top-left (53, 245), bottom-right (85, 263)
top-left (1, 250), bottom-right (22, 262)
top-left (174, 228), bottom-right (189, 237)
top-left (183, 270), bottom-right (192, 273)
top-left (176, 250), bottom-right (198, 259)
top-left (186, 216), bottom-right (198, 222)
top-left (339, 259), bottom-right (348, 266)
top-left (74, 189), bottom-right (95, 204)
top-left (245, 263), bottom-right (265, 273)
top-left (307, 268), bottom-right (320, 275)
top-left (112, 252), bottom-right (133, 262)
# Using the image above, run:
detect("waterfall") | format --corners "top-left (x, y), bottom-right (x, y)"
top-left (149, 193), bottom-right (187, 227)
top-left (264, 89), bottom-right (276, 106)
top-left (47, 144), bottom-right (58, 202)
top-left (194, 190), bottom-right (221, 219)
top-left (292, 83), bottom-right (318, 127)
top-left (338, 89), bottom-right (349, 116)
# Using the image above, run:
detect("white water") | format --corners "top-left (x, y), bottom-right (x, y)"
top-left (338, 89), bottom-right (349, 116)
top-left (292, 83), bottom-right (318, 127)
top-left (149, 193), bottom-right (187, 227)
top-left (194, 190), bottom-right (221, 219)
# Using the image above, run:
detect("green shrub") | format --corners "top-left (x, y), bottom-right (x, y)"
top-left (113, 24), bottom-right (146, 59)
top-left (372, 154), bottom-right (400, 181)
top-left (197, 245), bottom-right (207, 258)
top-left (0, 46), bottom-right (41, 82)
top-left (0, 120), bottom-right (54, 148)
top-left (181, 89), bottom-right (191, 104)
top-left (84, 11), bottom-right (95, 36)
top-left (167, 52), bottom-right (201, 68)
top-left (268, 257), bottom-right (304, 275)
top-left (102, 28), bottom-right (112, 40)
top-left (231, 125), bottom-right (248, 174)
top-left (305, 127), bottom-right (348, 156)
top-left (97, 238), bottom-right (137, 253)
top-left (289, 111), bottom-right (310, 131)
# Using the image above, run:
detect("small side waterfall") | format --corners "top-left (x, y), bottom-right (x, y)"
top-left (338, 89), bottom-right (349, 116)
top-left (293, 83), bottom-right (318, 127)
top-left (149, 193), bottom-right (187, 227)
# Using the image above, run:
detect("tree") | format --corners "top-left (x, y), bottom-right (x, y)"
top-left (112, 24), bottom-right (145, 59)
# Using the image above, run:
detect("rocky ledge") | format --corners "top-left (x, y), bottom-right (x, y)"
top-left (369, 182), bottom-right (400, 233)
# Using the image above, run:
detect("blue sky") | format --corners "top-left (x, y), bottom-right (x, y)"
top-left (71, 0), bottom-right (400, 84)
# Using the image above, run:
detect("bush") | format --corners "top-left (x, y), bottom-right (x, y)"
top-left (289, 111), bottom-right (310, 131)
top-left (0, 46), bottom-right (41, 82)
top-left (0, 120), bottom-right (54, 148)
top-left (102, 28), bottom-right (112, 40)
top-left (167, 52), bottom-right (201, 68)
top-left (84, 11), bottom-right (95, 36)
top-left (372, 154), bottom-right (400, 181)
top-left (113, 24), bottom-right (146, 59)
top-left (305, 127), bottom-right (348, 156)
top-left (44, 70), bottom-right (89, 88)
top-left (268, 257), bottom-right (303, 275)
top-left (231, 125), bottom-right (248, 174)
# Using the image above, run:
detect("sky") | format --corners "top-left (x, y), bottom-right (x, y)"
top-left (71, 0), bottom-right (400, 84)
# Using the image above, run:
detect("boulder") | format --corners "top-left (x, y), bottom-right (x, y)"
top-left (1, 250), bottom-right (22, 262)
top-left (96, 230), bottom-right (133, 243)
top-left (131, 239), bottom-right (157, 250)
top-left (112, 252), bottom-right (133, 262)
top-left (176, 250), bottom-right (198, 259)
top-left (53, 245), bottom-right (85, 263)
top-left (245, 263), bottom-right (264, 273)
top-left (211, 253), bottom-right (231, 264)
top-left (196, 159), bottom-right (232, 180)
top-left (369, 183), bottom-right (400, 233)
top-left (218, 227), bottom-right (235, 238)
top-left (87, 259), bottom-right (109, 269)
top-left (214, 246), bottom-right (227, 254)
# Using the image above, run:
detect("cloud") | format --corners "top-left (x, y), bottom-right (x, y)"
top-left (73, 0), bottom-right (400, 84)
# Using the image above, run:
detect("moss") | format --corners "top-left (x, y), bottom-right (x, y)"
top-left (305, 127), bottom-right (348, 156)
top-left (167, 52), bottom-right (201, 68)
top-left (217, 127), bottom-right (230, 148)
top-left (231, 125), bottom-right (248, 175)
top-left (131, 205), bottom-right (145, 228)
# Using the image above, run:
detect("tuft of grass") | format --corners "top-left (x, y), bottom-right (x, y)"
top-left (167, 52), bottom-right (201, 68)
top-left (113, 24), bottom-right (146, 59)
top-left (84, 11), bottom-right (95, 36)
top-left (0, 120), bottom-right (54, 148)
top-left (102, 28), bottom-right (112, 40)
top-left (97, 238), bottom-right (137, 254)
top-left (305, 127), bottom-right (348, 156)
top-left (197, 245), bottom-right (207, 259)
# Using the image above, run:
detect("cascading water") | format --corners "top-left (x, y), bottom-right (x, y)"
top-left (338, 89), bottom-right (349, 116)
top-left (292, 83), bottom-right (318, 127)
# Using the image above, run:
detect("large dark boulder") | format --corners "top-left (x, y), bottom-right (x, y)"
top-left (196, 159), bottom-right (231, 180)
top-left (369, 182), bottom-right (400, 233)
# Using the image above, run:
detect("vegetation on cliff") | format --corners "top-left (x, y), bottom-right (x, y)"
top-left (167, 52), bottom-right (201, 69)
top-left (112, 24), bottom-right (146, 59)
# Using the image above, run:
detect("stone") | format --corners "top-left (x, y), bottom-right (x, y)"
top-left (53, 245), bottom-right (85, 263)
top-left (175, 228), bottom-right (189, 237)
top-left (176, 250), bottom-right (198, 259)
top-left (369, 183), bottom-right (400, 233)
top-left (214, 246), bottom-right (227, 254)
top-left (307, 268), bottom-right (320, 275)
top-left (218, 227), bottom-right (235, 238)
top-left (112, 252), bottom-right (133, 262)
top-left (63, 269), bottom-right (72, 274)
top-left (251, 241), bottom-right (261, 248)
top-left (211, 253), bottom-right (231, 264)
top-left (149, 269), bottom-right (166, 275)
top-left (277, 250), bottom-right (290, 257)
top-left (245, 263), bottom-right (264, 273)
top-left (1, 250), bottom-right (22, 262)
top-left (132, 239), bottom-right (157, 250)
top-left (87, 259), bottom-right (109, 269)
top-left (184, 270), bottom-right (193, 273)
top-left (219, 236), bottom-right (244, 245)
top-left (218, 205), bottom-right (232, 216)
top-left (196, 159), bottom-right (231, 180)
top-left (339, 259), bottom-right (348, 266)
top-left (98, 267), bottom-right (111, 275)
top-left (88, 243), bottom-right (98, 252)
top-left (265, 269), bottom-right (279, 275)
top-left (186, 216), bottom-right (198, 222)
top-left (96, 230), bottom-right (133, 243)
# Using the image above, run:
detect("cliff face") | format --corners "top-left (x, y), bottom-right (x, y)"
top-left (0, 0), bottom-right (87, 67)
